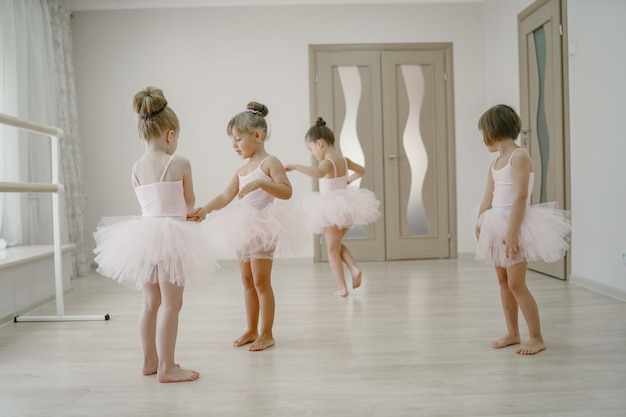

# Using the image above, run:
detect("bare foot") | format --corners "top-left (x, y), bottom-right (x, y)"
top-left (491, 334), bottom-right (521, 349)
top-left (249, 334), bottom-right (275, 351)
top-left (351, 267), bottom-right (362, 289)
top-left (516, 339), bottom-right (546, 355)
top-left (143, 362), bottom-right (179, 376)
top-left (334, 288), bottom-right (349, 297)
top-left (142, 358), bottom-right (158, 376)
top-left (233, 330), bottom-right (258, 347)
top-left (158, 366), bottom-right (200, 383)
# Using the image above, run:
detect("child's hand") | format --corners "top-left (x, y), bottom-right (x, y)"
top-left (475, 225), bottom-right (481, 241)
top-left (187, 207), bottom-right (207, 222)
top-left (503, 234), bottom-right (520, 259)
top-left (238, 179), bottom-right (262, 198)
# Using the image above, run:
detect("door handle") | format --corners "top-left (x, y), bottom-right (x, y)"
top-left (387, 154), bottom-right (401, 160)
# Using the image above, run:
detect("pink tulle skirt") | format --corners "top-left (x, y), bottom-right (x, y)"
top-left (476, 203), bottom-right (571, 268)
top-left (93, 216), bottom-right (219, 289)
top-left (302, 187), bottom-right (381, 234)
top-left (203, 200), bottom-right (308, 262)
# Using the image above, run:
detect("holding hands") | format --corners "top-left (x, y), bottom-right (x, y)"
top-left (187, 207), bottom-right (207, 222)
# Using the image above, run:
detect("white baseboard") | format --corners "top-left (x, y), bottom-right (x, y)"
top-left (216, 256), bottom-right (315, 266)
top-left (90, 256), bottom-right (316, 270)
top-left (569, 274), bottom-right (626, 302)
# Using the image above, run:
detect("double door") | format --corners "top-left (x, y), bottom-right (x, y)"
top-left (310, 44), bottom-right (456, 261)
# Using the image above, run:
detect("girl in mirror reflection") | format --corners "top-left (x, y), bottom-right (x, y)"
top-left (93, 87), bottom-right (218, 382)
top-left (191, 102), bottom-right (305, 351)
top-left (286, 117), bottom-right (381, 297)
top-left (475, 104), bottom-right (570, 355)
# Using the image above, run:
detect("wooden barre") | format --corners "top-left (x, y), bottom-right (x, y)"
top-left (0, 113), bottom-right (62, 137)
top-left (0, 182), bottom-right (61, 193)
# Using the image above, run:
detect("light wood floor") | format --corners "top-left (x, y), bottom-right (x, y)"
top-left (1, 258), bottom-right (625, 417)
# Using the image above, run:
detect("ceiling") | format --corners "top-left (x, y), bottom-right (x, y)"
top-left (65, 0), bottom-right (480, 12)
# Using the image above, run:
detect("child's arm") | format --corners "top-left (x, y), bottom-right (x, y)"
top-left (475, 167), bottom-right (495, 240)
top-left (240, 156), bottom-right (292, 200)
top-left (178, 156), bottom-right (196, 215)
top-left (345, 158), bottom-right (365, 184)
top-left (285, 159), bottom-right (332, 179)
top-left (504, 149), bottom-right (532, 258)
top-left (192, 173), bottom-right (239, 221)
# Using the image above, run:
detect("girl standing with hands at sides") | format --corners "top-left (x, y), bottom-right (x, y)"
top-left (475, 104), bottom-right (570, 355)
top-left (93, 87), bottom-right (218, 382)
top-left (285, 117), bottom-right (381, 297)
top-left (192, 102), bottom-right (304, 351)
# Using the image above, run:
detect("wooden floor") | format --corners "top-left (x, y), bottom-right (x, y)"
top-left (1, 258), bottom-right (626, 417)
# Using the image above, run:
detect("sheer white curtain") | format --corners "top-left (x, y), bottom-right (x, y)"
top-left (0, 0), bottom-right (56, 246)
top-left (48, 2), bottom-right (91, 276)
top-left (0, 0), bottom-right (91, 276)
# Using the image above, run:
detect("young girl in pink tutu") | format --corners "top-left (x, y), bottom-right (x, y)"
top-left (286, 117), bottom-right (381, 297)
top-left (93, 87), bottom-right (218, 382)
top-left (475, 104), bottom-right (570, 355)
top-left (192, 102), bottom-right (304, 351)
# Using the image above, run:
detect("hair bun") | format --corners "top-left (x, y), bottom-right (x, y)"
top-left (245, 101), bottom-right (269, 117)
top-left (133, 86), bottom-right (168, 119)
top-left (315, 117), bottom-right (326, 127)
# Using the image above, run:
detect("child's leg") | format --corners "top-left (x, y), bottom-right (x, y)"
top-left (140, 282), bottom-right (160, 375)
top-left (338, 229), bottom-right (362, 288)
top-left (506, 262), bottom-right (546, 355)
top-left (249, 258), bottom-right (276, 351)
top-left (324, 226), bottom-right (349, 297)
top-left (492, 266), bottom-right (521, 349)
top-left (233, 260), bottom-right (260, 347)
top-left (156, 281), bottom-right (199, 382)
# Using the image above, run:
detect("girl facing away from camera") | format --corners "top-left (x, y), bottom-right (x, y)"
top-left (93, 86), bottom-right (218, 381)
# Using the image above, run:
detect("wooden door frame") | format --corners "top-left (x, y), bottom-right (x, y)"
top-left (518, 0), bottom-right (571, 279)
top-left (308, 43), bottom-right (457, 262)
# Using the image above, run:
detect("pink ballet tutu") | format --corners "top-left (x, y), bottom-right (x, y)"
top-left (476, 202), bottom-right (571, 268)
top-left (203, 200), bottom-right (308, 262)
top-left (93, 216), bottom-right (219, 289)
top-left (303, 187), bottom-right (381, 234)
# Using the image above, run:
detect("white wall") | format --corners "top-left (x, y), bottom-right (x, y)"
top-left (71, 2), bottom-right (486, 259)
top-left (71, 0), bottom-right (626, 297)
top-left (566, 0), bottom-right (626, 295)
top-left (473, 0), bottom-right (534, 244)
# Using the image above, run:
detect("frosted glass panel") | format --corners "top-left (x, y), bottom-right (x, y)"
top-left (533, 26), bottom-right (549, 203)
top-left (400, 65), bottom-right (429, 236)
top-left (337, 66), bottom-right (364, 188)
top-left (336, 66), bottom-right (366, 238)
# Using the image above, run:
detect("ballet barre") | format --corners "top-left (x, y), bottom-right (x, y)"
top-left (0, 182), bottom-right (60, 193)
top-left (0, 112), bottom-right (109, 322)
